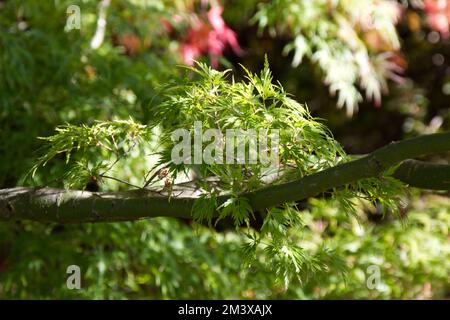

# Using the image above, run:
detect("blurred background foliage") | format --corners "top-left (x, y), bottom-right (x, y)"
top-left (0, 0), bottom-right (449, 298)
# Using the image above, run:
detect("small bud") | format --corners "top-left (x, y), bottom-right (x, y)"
top-left (164, 178), bottom-right (172, 189)
top-left (158, 168), bottom-right (169, 179)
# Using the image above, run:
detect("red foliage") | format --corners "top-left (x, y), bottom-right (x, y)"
top-left (167, 5), bottom-right (243, 68)
top-left (424, 0), bottom-right (450, 37)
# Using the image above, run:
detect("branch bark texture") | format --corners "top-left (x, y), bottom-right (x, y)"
top-left (1, 132), bottom-right (449, 223)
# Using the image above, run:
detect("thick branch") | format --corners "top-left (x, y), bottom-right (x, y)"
top-left (0, 188), bottom-right (195, 223)
top-left (245, 132), bottom-right (450, 210)
top-left (392, 159), bottom-right (450, 190)
top-left (0, 132), bottom-right (449, 223)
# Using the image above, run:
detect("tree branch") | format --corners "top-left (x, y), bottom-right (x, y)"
top-left (1, 132), bottom-right (449, 223)
top-left (392, 159), bottom-right (450, 190)
top-left (245, 132), bottom-right (450, 210)
top-left (90, 0), bottom-right (110, 49)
